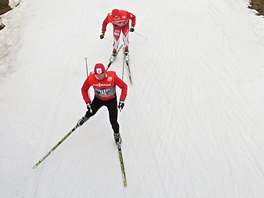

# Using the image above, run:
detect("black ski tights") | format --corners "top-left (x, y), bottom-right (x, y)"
top-left (85, 96), bottom-right (119, 133)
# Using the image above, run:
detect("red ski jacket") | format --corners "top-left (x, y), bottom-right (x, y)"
top-left (102, 10), bottom-right (136, 32)
top-left (81, 71), bottom-right (128, 104)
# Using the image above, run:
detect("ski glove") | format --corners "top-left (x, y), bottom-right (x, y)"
top-left (87, 103), bottom-right (92, 113)
top-left (130, 26), bottom-right (135, 32)
top-left (118, 100), bottom-right (125, 111)
top-left (100, 32), bottom-right (105, 39)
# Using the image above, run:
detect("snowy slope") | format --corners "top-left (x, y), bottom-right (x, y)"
top-left (1, 0), bottom-right (264, 197)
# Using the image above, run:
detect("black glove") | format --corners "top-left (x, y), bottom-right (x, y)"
top-left (87, 103), bottom-right (92, 113)
top-left (118, 100), bottom-right (125, 111)
top-left (100, 32), bottom-right (105, 39)
top-left (130, 26), bottom-right (135, 32)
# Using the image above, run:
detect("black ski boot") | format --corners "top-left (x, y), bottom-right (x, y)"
top-left (114, 132), bottom-right (122, 145)
top-left (77, 116), bottom-right (88, 126)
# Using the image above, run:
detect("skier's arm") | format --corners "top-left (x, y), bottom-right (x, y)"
top-left (128, 12), bottom-right (136, 27)
top-left (102, 15), bottom-right (110, 33)
top-left (81, 77), bottom-right (92, 104)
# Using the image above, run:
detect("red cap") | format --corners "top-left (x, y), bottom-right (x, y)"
top-left (94, 63), bottom-right (105, 75)
top-left (111, 9), bottom-right (120, 18)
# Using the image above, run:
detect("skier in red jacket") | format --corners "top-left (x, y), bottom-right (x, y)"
top-left (77, 63), bottom-right (128, 145)
top-left (100, 9), bottom-right (136, 58)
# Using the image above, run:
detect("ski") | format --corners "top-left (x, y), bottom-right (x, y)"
top-left (117, 144), bottom-right (127, 187)
top-left (107, 44), bottom-right (123, 70)
top-left (33, 116), bottom-right (89, 169)
top-left (33, 126), bottom-right (78, 169)
top-left (124, 54), bottom-right (133, 85)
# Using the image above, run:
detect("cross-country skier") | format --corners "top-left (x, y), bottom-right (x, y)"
top-left (77, 63), bottom-right (128, 145)
top-left (100, 9), bottom-right (136, 58)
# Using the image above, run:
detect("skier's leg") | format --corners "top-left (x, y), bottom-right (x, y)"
top-left (78, 97), bottom-right (103, 126)
top-left (113, 26), bottom-right (121, 55)
top-left (106, 97), bottom-right (119, 132)
top-left (122, 25), bottom-right (130, 53)
top-left (86, 97), bottom-right (102, 117)
top-left (105, 97), bottom-right (121, 144)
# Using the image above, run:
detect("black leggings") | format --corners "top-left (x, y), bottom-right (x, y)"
top-left (85, 96), bottom-right (119, 133)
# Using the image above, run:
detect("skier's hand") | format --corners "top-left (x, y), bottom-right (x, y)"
top-left (100, 32), bottom-right (105, 39)
top-left (87, 103), bottom-right (92, 113)
top-left (118, 100), bottom-right (125, 111)
top-left (130, 26), bottom-right (135, 32)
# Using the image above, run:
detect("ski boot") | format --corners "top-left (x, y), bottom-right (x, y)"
top-left (109, 49), bottom-right (117, 62)
top-left (114, 132), bottom-right (122, 145)
top-left (124, 50), bottom-right (129, 62)
top-left (77, 116), bottom-right (89, 127)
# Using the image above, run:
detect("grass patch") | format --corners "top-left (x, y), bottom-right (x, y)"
top-left (249, 0), bottom-right (264, 16)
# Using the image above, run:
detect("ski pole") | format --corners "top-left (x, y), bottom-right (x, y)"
top-left (121, 48), bottom-right (125, 80)
top-left (103, 37), bottom-right (113, 42)
top-left (33, 123), bottom-right (80, 169)
top-left (85, 57), bottom-right (88, 77)
top-left (134, 31), bottom-right (148, 40)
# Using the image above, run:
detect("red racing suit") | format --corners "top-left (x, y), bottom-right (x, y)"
top-left (81, 71), bottom-right (127, 104)
top-left (101, 10), bottom-right (136, 52)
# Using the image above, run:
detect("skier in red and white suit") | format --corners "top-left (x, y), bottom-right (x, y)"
top-left (78, 63), bottom-right (128, 145)
top-left (100, 9), bottom-right (136, 56)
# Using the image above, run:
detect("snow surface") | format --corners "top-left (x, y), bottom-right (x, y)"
top-left (1, 0), bottom-right (264, 197)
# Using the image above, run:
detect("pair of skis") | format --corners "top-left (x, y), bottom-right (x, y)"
top-left (107, 45), bottom-right (133, 85)
top-left (33, 119), bottom-right (128, 187)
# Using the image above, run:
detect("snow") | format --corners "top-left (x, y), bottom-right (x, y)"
top-left (8, 0), bottom-right (21, 8)
top-left (1, 0), bottom-right (264, 197)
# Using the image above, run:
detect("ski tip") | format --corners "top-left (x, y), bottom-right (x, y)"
top-left (32, 164), bottom-right (38, 169)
